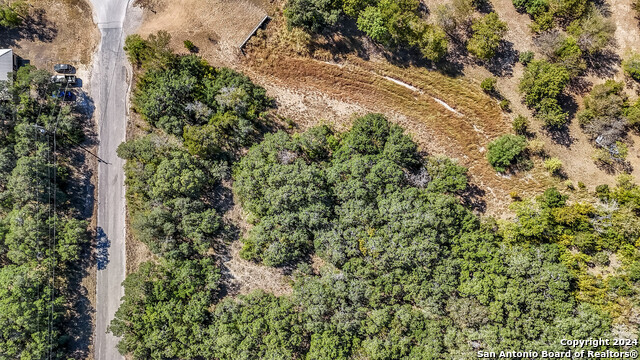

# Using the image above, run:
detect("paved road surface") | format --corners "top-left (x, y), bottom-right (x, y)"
top-left (90, 0), bottom-right (131, 359)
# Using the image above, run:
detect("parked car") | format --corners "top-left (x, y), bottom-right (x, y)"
top-left (54, 64), bottom-right (74, 73)
top-left (51, 74), bottom-right (76, 86)
top-left (65, 75), bottom-right (76, 86)
top-left (51, 75), bottom-right (66, 84)
top-left (52, 90), bottom-right (74, 101)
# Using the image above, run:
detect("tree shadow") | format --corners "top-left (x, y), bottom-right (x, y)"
top-left (545, 126), bottom-right (576, 147)
top-left (585, 50), bottom-right (620, 79)
top-left (486, 41), bottom-right (518, 77)
top-left (593, 0), bottom-right (612, 17)
top-left (0, 9), bottom-right (57, 48)
top-left (566, 76), bottom-right (593, 95)
top-left (63, 229), bottom-right (95, 359)
top-left (542, 94), bottom-right (579, 147)
top-left (460, 182), bottom-right (487, 213)
top-left (96, 227), bottom-right (111, 270)
top-left (476, 0), bottom-right (495, 14)
top-left (314, 18), bottom-right (373, 61)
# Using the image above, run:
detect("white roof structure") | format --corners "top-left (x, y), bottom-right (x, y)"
top-left (0, 49), bottom-right (14, 82)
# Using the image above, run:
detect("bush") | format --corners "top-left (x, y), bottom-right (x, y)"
top-left (513, 115), bottom-right (530, 135)
top-left (592, 252), bottom-right (610, 266)
top-left (467, 12), bottom-right (508, 60)
top-left (499, 99), bottom-right (511, 111)
top-left (544, 157), bottom-right (563, 175)
top-left (527, 138), bottom-right (546, 155)
top-left (284, 0), bottom-right (341, 32)
top-left (577, 80), bottom-right (628, 147)
top-left (183, 40), bottom-right (197, 53)
top-left (626, 99), bottom-right (640, 129)
top-left (124, 31), bottom-right (173, 68)
top-left (595, 184), bottom-right (610, 199)
top-left (519, 60), bottom-right (570, 108)
top-left (124, 34), bottom-right (150, 66)
top-left (567, 9), bottom-right (615, 55)
top-left (519, 50), bottom-right (535, 65)
top-left (486, 134), bottom-right (528, 172)
top-left (481, 77), bottom-right (497, 92)
top-left (536, 98), bottom-right (568, 128)
top-left (623, 53), bottom-right (640, 81)
top-left (512, 0), bottom-right (548, 16)
top-left (534, 31), bottom-right (585, 76)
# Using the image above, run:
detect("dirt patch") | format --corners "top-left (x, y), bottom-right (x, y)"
top-left (136, 0), bottom-right (268, 64)
top-left (610, 0), bottom-right (640, 54)
top-left (0, 0), bottom-right (98, 69)
top-left (221, 200), bottom-right (293, 297)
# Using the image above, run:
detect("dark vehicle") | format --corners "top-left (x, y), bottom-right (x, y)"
top-left (52, 90), bottom-right (74, 101)
top-left (54, 64), bottom-right (74, 73)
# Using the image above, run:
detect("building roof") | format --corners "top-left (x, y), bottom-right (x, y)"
top-left (0, 49), bottom-right (14, 82)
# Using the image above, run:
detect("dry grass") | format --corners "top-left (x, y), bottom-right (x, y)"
top-left (0, 0), bottom-right (98, 68)
top-left (136, 0), bottom-right (268, 65)
top-left (244, 28), bottom-right (565, 214)
top-left (133, 0), bottom-right (605, 219)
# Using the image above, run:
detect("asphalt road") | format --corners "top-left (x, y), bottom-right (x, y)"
top-left (90, 0), bottom-right (131, 359)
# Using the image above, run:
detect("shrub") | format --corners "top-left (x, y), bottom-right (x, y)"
top-left (481, 77), bottom-right (497, 92)
top-left (537, 98), bottom-right (568, 128)
top-left (519, 60), bottom-right (570, 108)
top-left (626, 99), bottom-right (640, 129)
top-left (486, 134), bottom-right (527, 172)
top-left (592, 252), bottom-right (610, 266)
top-left (512, 0), bottom-right (548, 16)
top-left (549, 0), bottom-right (590, 21)
top-left (519, 50), bottom-right (535, 65)
top-left (527, 138), bottom-right (546, 155)
top-left (513, 115), bottom-right (530, 135)
top-left (124, 34), bottom-right (150, 66)
top-left (499, 99), bottom-right (511, 111)
top-left (544, 157), bottom-right (563, 175)
top-left (183, 40), bottom-right (197, 53)
top-left (284, 0), bottom-right (341, 33)
top-left (577, 80), bottom-right (628, 147)
top-left (595, 184), bottom-right (610, 200)
top-left (567, 9), bottom-right (615, 55)
top-left (623, 53), bottom-right (640, 81)
top-left (467, 12), bottom-right (508, 60)
top-left (578, 181), bottom-right (586, 189)
top-left (534, 31), bottom-right (585, 76)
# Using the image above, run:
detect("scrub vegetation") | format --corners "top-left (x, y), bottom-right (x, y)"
top-left (108, 39), bottom-right (640, 359)
top-left (0, 66), bottom-right (91, 358)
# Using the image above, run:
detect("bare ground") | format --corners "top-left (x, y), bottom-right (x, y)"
top-left (0, 0), bottom-right (99, 76)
